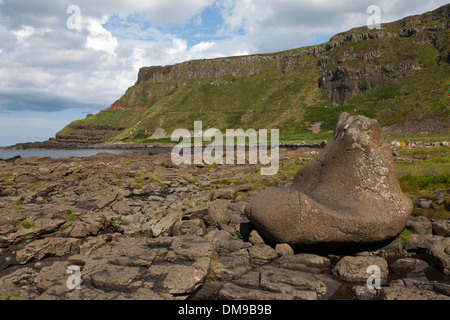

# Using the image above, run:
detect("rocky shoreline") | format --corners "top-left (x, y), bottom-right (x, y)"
top-left (2, 135), bottom-right (447, 152)
top-left (0, 148), bottom-right (449, 300)
top-left (0, 138), bottom-right (174, 151)
top-left (0, 139), bottom-right (327, 152)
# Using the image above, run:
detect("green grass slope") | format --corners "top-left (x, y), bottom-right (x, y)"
top-left (57, 6), bottom-right (449, 144)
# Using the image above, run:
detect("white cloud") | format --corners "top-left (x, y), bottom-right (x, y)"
top-left (57, 0), bottom-right (216, 28)
top-left (13, 25), bottom-right (35, 43)
top-left (214, 0), bottom-right (449, 52)
top-left (0, 0), bottom-right (448, 116)
top-left (85, 16), bottom-right (118, 54)
top-left (166, 38), bottom-right (188, 56)
top-left (191, 41), bottom-right (216, 53)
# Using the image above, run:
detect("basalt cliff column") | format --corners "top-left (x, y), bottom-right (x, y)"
top-left (245, 112), bottom-right (413, 249)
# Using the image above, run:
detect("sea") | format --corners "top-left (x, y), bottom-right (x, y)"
top-left (0, 148), bottom-right (170, 160)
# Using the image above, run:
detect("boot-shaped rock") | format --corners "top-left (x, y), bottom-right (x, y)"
top-left (245, 112), bottom-right (412, 249)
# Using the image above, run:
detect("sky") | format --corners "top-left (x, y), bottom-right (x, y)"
top-left (0, 0), bottom-right (447, 146)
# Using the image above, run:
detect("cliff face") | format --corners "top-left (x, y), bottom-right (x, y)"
top-left (128, 4), bottom-right (448, 107)
top-left (318, 64), bottom-right (419, 106)
top-left (317, 4), bottom-right (449, 105)
top-left (55, 124), bottom-right (125, 144)
top-left (56, 4), bottom-right (449, 144)
top-left (134, 46), bottom-right (324, 85)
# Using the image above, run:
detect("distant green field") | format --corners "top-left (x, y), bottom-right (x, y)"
top-left (394, 147), bottom-right (449, 219)
top-left (385, 133), bottom-right (450, 144)
top-left (396, 147), bottom-right (450, 193)
top-left (396, 160), bottom-right (450, 179)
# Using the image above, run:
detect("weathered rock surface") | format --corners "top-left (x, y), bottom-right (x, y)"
top-left (0, 146), bottom-right (448, 301)
top-left (391, 258), bottom-right (429, 275)
top-left (217, 266), bottom-right (341, 300)
top-left (2, 235), bottom-right (215, 299)
top-left (332, 256), bottom-right (389, 284)
top-left (350, 285), bottom-right (378, 300)
top-left (245, 112), bottom-right (413, 248)
top-left (275, 243), bottom-right (294, 256)
top-left (207, 199), bottom-right (233, 229)
top-left (432, 220), bottom-right (450, 237)
top-left (380, 279), bottom-right (450, 300)
top-left (407, 216), bottom-right (433, 235)
top-left (319, 64), bottom-right (419, 106)
top-left (426, 238), bottom-right (450, 275)
top-left (405, 234), bottom-right (443, 253)
top-left (275, 253), bottom-right (331, 274)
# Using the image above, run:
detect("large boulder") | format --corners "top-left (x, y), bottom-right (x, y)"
top-left (245, 112), bottom-right (413, 249)
top-left (426, 238), bottom-right (450, 275)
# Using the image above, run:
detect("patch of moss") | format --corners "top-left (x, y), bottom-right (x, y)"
top-left (400, 228), bottom-right (415, 247)
top-left (20, 220), bottom-right (35, 229)
top-left (133, 230), bottom-right (153, 239)
top-left (62, 213), bottom-right (77, 221)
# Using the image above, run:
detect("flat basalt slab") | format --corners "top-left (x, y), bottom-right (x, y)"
top-left (245, 112), bottom-right (413, 249)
